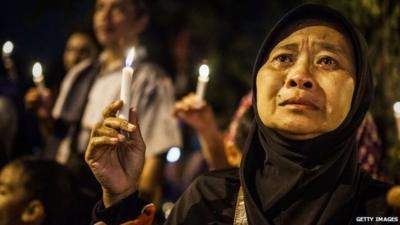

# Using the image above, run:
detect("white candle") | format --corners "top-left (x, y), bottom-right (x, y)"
top-left (32, 62), bottom-right (46, 95)
top-left (195, 64), bottom-right (210, 103)
top-left (394, 102), bottom-right (400, 141)
top-left (2, 41), bottom-right (18, 82)
top-left (2, 41), bottom-right (14, 57)
top-left (119, 48), bottom-right (136, 120)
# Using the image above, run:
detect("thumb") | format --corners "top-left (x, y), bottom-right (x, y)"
top-left (129, 108), bottom-right (144, 142)
top-left (129, 108), bottom-right (139, 125)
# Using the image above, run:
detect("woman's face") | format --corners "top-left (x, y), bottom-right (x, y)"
top-left (256, 25), bottom-right (356, 140)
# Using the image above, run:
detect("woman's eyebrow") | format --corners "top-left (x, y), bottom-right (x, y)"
top-left (313, 41), bottom-right (347, 55)
top-left (273, 43), bottom-right (298, 52)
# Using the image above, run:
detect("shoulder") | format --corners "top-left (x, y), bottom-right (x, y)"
top-left (137, 62), bottom-right (167, 78)
top-left (165, 168), bottom-right (239, 225)
top-left (136, 63), bottom-right (172, 84)
top-left (67, 58), bottom-right (94, 76)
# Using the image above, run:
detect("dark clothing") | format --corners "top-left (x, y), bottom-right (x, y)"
top-left (43, 60), bottom-right (100, 158)
top-left (92, 4), bottom-right (397, 225)
top-left (92, 169), bottom-right (395, 225)
top-left (92, 192), bottom-right (151, 225)
top-left (238, 4), bottom-right (389, 225)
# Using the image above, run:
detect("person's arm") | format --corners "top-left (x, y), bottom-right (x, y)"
top-left (91, 191), bottom-right (156, 225)
top-left (24, 87), bottom-right (54, 140)
top-left (174, 94), bottom-right (229, 170)
top-left (85, 100), bottom-right (148, 224)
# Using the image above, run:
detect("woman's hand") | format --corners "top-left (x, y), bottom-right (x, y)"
top-left (24, 87), bottom-right (52, 119)
top-left (174, 93), bottom-right (229, 170)
top-left (85, 100), bottom-right (146, 207)
top-left (173, 93), bottom-right (218, 134)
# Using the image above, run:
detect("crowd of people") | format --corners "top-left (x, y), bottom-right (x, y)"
top-left (0, 1), bottom-right (399, 225)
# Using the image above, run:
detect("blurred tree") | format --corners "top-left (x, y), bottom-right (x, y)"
top-left (313, 0), bottom-right (400, 181)
top-left (151, 0), bottom-right (301, 127)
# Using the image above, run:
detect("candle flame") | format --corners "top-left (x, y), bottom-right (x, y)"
top-left (32, 62), bottom-right (43, 78)
top-left (2, 41), bottom-right (14, 55)
top-left (394, 102), bottom-right (400, 114)
top-left (199, 64), bottom-right (210, 81)
top-left (125, 47), bottom-right (136, 67)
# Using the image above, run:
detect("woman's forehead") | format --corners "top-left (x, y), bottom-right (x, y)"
top-left (264, 20), bottom-right (356, 66)
top-left (273, 25), bottom-right (353, 54)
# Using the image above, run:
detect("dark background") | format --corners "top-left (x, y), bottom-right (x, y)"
top-left (2, 0), bottom-right (400, 179)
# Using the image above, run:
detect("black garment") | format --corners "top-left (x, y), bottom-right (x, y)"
top-left (92, 192), bottom-right (150, 225)
top-left (93, 169), bottom-right (394, 225)
top-left (240, 4), bottom-right (378, 225)
top-left (93, 4), bottom-right (397, 225)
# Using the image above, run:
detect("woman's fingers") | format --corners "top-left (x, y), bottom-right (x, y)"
top-left (174, 93), bottom-right (206, 115)
top-left (94, 125), bottom-right (126, 140)
top-left (127, 108), bottom-right (146, 150)
top-left (102, 100), bottom-right (123, 119)
top-left (104, 117), bottom-right (136, 132)
top-left (91, 136), bottom-right (119, 146)
top-left (129, 109), bottom-right (142, 137)
top-left (173, 101), bottom-right (187, 115)
top-left (85, 136), bottom-right (119, 162)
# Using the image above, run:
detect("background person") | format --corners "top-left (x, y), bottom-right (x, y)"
top-left (51, 0), bottom-right (181, 205)
top-left (0, 157), bottom-right (76, 225)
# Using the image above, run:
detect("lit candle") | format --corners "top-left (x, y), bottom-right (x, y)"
top-left (2, 41), bottom-right (14, 57)
top-left (119, 47), bottom-right (136, 120)
top-left (394, 102), bottom-right (400, 141)
top-left (195, 63), bottom-right (210, 103)
top-left (32, 62), bottom-right (46, 95)
top-left (2, 41), bottom-right (17, 82)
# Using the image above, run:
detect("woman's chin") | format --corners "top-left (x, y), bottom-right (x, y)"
top-left (273, 123), bottom-right (324, 140)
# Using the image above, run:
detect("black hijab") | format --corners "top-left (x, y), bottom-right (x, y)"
top-left (240, 4), bottom-right (373, 225)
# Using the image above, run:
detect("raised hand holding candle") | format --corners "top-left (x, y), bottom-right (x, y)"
top-left (2, 41), bottom-right (17, 82)
top-left (32, 62), bottom-right (46, 95)
top-left (394, 102), bottom-right (400, 141)
top-left (119, 47), bottom-right (136, 120)
top-left (195, 63), bottom-right (210, 104)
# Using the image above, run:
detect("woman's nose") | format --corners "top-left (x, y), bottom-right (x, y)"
top-left (286, 76), bottom-right (315, 90)
top-left (285, 58), bottom-right (316, 90)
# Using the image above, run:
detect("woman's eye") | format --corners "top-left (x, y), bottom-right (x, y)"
top-left (317, 56), bottom-right (338, 67)
top-left (273, 54), bottom-right (293, 64)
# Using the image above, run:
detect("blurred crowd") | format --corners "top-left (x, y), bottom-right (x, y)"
top-left (0, 0), bottom-right (396, 225)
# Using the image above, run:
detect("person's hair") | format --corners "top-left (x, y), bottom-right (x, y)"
top-left (67, 32), bottom-right (99, 59)
top-left (9, 157), bottom-right (75, 225)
